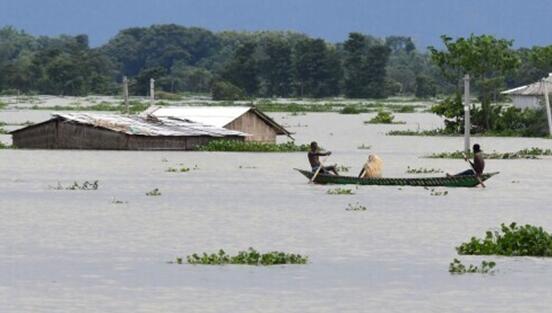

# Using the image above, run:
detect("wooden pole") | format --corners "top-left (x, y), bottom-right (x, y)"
top-left (123, 76), bottom-right (129, 115)
top-left (150, 78), bottom-right (155, 107)
top-left (543, 76), bottom-right (552, 136)
top-left (463, 74), bottom-right (471, 154)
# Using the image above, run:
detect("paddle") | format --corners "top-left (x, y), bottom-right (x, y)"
top-left (463, 153), bottom-right (485, 188)
top-left (309, 156), bottom-right (329, 184)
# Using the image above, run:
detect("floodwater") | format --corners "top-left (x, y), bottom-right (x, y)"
top-left (1, 110), bottom-right (552, 312)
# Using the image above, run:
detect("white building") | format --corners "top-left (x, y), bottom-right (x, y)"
top-left (501, 73), bottom-right (552, 110)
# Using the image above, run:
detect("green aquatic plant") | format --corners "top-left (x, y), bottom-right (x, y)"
top-left (345, 202), bottom-right (367, 211)
top-left (182, 248), bottom-right (308, 265)
top-left (146, 188), bottom-right (162, 196)
top-left (357, 144), bottom-right (371, 150)
top-left (50, 180), bottom-right (98, 190)
top-left (197, 140), bottom-right (309, 152)
top-left (166, 166), bottom-right (190, 173)
top-left (425, 148), bottom-right (551, 159)
top-left (336, 165), bottom-right (351, 172)
top-left (327, 188), bottom-right (354, 195)
top-left (449, 258), bottom-right (496, 274)
top-left (364, 111), bottom-right (405, 124)
top-left (406, 166), bottom-right (443, 174)
top-left (457, 223), bottom-right (552, 256)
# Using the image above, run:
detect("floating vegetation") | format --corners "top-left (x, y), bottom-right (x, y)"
top-left (428, 188), bottom-right (448, 196)
top-left (387, 129), bottom-right (449, 136)
top-left (426, 147), bottom-right (552, 159)
top-left (166, 166), bottom-right (190, 173)
top-left (0, 142), bottom-right (13, 149)
top-left (146, 188), bottom-right (162, 196)
top-left (181, 248), bottom-right (308, 265)
top-left (111, 197), bottom-right (128, 204)
top-left (327, 187), bottom-right (354, 195)
top-left (0, 127), bottom-right (7, 134)
top-left (197, 140), bottom-right (309, 152)
top-left (336, 165), bottom-right (351, 172)
top-left (346, 202), bottom-right (367, 211)
top-left (406, 166), bottom-right (443, 174)
top-left (340, 105), bottom-right (369, 114)
top-left (364, 111), bottom-right (405, 124)
top-left (50, 180), bottom-right (98, 190)
top-left (456, 223), bottom-right (552, 257)
top-left (449, 258), bottom-right (496, 274)
top-left (357, 144), bottom-right (371, 150)
top-left (238, 165), bottom-right (257, 169)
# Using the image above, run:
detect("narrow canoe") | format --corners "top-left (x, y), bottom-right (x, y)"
top-left (295, 169), bottom-right (499, 187)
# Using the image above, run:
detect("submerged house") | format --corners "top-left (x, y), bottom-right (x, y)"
top-left (10, 113), bottom-right (246, 150)
top-left (501, 74), bottom-right (552, 110)
top-left (148, 106), bottom-right (291, 143)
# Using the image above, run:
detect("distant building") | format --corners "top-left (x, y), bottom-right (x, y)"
top-left (148, 106), bottom-right (292, 143)
top-left (501, 74), bottom-right (552, 110)
top-left (10, 113), bottom-right (246, 150)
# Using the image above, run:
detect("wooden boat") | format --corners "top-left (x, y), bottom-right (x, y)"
top-left (295, 169), bottom-right (499, 187)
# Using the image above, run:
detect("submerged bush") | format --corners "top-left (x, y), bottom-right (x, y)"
top-left (426, 147), bottom-right (551, 159)
top-left (327, 187), bottom-right (354, 195)
top-left (365, 111), bottom-right (403, 124)
top-left (456, 223), bottom-right (552, 256)
top-left (197, 140), bottom-right (309, 152)
top-left (184, 248), bottom-right (308, 265)
top-left (449, 258), bottom-right (496, 274)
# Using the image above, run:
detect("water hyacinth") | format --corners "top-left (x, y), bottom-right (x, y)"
top-left (184, 248), bottom-right (308, 265)
top-left (197, 140), bottom-right (309, 152)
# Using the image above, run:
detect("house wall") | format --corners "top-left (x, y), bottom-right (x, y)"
top-left (512, 95), bottom-right (541, 110)
top-left (12, 120), bottom-right (244, 150)
top-left (224, 111), bottom-right (278, 143)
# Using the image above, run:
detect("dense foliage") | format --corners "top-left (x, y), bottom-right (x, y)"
top-left (426, 147), bottom-right (551, 159)
top-left (196, 140), bottom-right (309, 152)
top-left (449, 258), bottom-right (496, 274)
top-left (457, 223), bottom-right (552, 257)
top-left (185, 248), bottom-right (308, 265)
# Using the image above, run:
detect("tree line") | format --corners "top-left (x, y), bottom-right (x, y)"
top-left (1, 24), bottom-right (552, 100)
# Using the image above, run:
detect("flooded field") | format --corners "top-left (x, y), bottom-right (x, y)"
top-left (1, 108), bottom-right (552, 312)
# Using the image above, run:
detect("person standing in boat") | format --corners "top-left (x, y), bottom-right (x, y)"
top-left (454, 143), bottom-right (485, 177)
top-left (358, 154), bottom-right (383, 178)
top-left (308, 141), bottom-right (338, 175)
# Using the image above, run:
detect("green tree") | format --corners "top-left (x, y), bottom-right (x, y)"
top-left (259, 38), bottom-right (293, 97)
top-left (429, 34), bottom-right (520, 130)
top-left (221, 41), bottom-right (259, 95)
top-left (415, 75), bottom-right (436, 98)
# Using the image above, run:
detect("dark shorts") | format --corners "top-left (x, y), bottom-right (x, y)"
top-left (312, 166), bottom-right (330, 174)
top-left (455, 169), bottom-right (476, 176)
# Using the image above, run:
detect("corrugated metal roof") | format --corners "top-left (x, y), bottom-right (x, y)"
top-left (149, 106), bottom-right (252, 128)
top-left (53, 113), bottom-right (248, 137)
top-left (502, 75), bottom-right (552, 96)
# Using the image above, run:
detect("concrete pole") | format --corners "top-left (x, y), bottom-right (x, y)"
top-left (463, 74), bottom-right (471, 154)
top-left (543, 77), bottom-right (552, 136)
top-left (123, 76), bottom-right (129, 115)
top-left (150, 78), bottom-right (155, 107)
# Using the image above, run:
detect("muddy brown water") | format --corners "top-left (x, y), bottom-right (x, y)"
top-left (1, 111), bottom-right (552, 312)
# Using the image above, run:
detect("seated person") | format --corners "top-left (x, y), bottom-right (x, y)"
top-left (451, 144), bottom-right (485, 177)
top-left (358, 154), bottom-right (383, 178)
top-left (308, 141), bottom-right (338, 175)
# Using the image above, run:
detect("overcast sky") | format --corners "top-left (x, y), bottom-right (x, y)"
top-left (1, 0), bottom-right (552, 48)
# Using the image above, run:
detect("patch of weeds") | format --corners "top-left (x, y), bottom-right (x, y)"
top-left (111, 197), bottom-right (128, 204)
top-left (336, 165), bottom-right (351, 172)
top-left (0, 127), bottom-right (7, 134)
top-left (181, 248), bottom-right (308, 266)
top-left (449, 258), bottom-right (496, 274)
top-left (50, 180), bottom-right (98, 190)
top-left (238, 165), bottom-right (257, 169)
top-left (392, 105), bottom-right (416, 113)
top-left (387, 129), bottom-right (449, 136)
top-left (146, 188), bottom-right (162, 196)
top-left (424, 187), bottom-right (448, 196)
top-left (0, 100), bottom-right (6, 109)
top-left (406, 166), bottom-right (443, 174)
top-left (357, 144), bottom-right (371, 150)
top-left (456, 222), bottom-right (552, 256)
top-left (0, 142), bottom-right (14, 149)
top-left (364, 111), bottom-right (405, 124)
top-left (197, 140), bottom-right (309, 152)
top-left (166, 166), bottom-right (190, 173)
top-left (345, 202), bottom-right (367, 211)
top-left (161, 158), bottom-right (169, 162)
top-left (425, 148), bottom-right (551, 159)
top-left (327, 188), bottom-right (354, 195)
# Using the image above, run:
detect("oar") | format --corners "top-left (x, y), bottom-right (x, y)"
top-left (309, 156), bottom-right (329, 184)
top-left (463, 153), bottom-right (485, 188)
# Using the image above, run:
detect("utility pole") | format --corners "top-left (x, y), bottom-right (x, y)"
top-left (150, 78), bottom-right (155, 107)
top-left (463, 74), bottom-right (471, 154)
top-left (543, 75), bottom-right (552, 136)
top-left (123, 76), bottom-right (129, 115)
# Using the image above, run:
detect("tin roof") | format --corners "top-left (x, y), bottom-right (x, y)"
top-left (148, 106), bottom-right (291, 136)
top-left (49, 113), bottom-right (248, 137)
top-left (502, 75), bottom-right (552, 96)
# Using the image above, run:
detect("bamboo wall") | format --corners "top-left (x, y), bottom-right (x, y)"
top-left (224, 111), bottom-right (278, 143)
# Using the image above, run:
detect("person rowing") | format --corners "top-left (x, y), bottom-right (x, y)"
top-left (447, 143), bottom-right (485, 187)
top-left (308, 141), bottom-right (338, 175)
